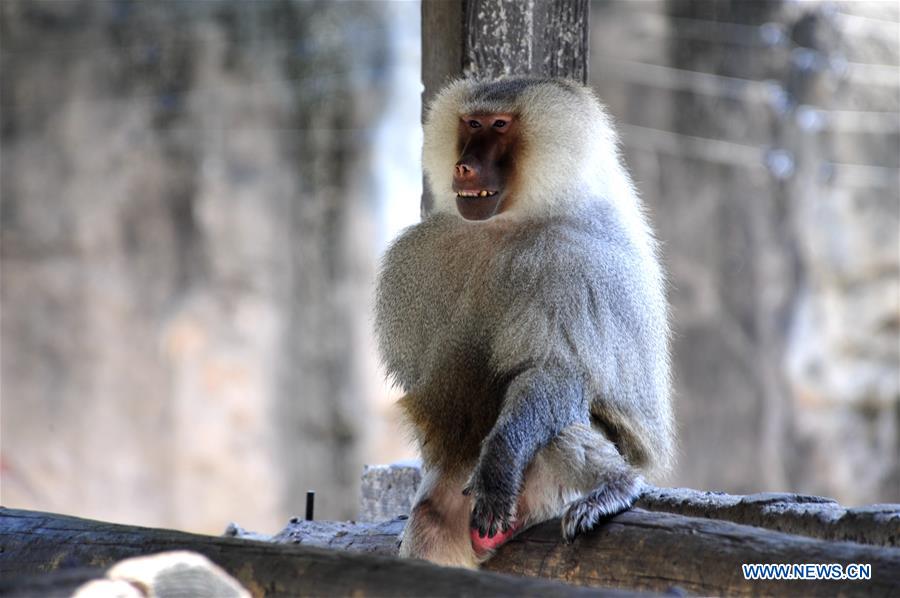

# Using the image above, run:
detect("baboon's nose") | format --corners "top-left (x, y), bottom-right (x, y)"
top-left (454, 162), bottom-right (477, 180)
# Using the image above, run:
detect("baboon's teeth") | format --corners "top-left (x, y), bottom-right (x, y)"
top-left (456, 190), bottom-right (499, 198)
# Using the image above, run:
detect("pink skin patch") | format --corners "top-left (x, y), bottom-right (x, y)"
top-left (470, 522), bottom-right (522, 556)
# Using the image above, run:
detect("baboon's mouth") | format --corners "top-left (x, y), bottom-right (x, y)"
top-left (455, 191), bottom-right (503, 221)
top-left (456, 190), bottom-right (499, 198)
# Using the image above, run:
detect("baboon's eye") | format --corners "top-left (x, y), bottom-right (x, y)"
top-left (493, 119), bottom-right (507, 128)
top-left (468, 120), bottom-right (482, 128)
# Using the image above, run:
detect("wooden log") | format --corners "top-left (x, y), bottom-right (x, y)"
top-left (6, 504), bottom-right (897, 597)
top-left (356, 465), bottom-right (900, 548)
top-left (0, 508), bottom-right (633, 598)
top-left (488, 509), bottom-right (900, 597)
top-left (0, 568), bottom-right (104, 598)
top-left (637, 487), bottom-right (900, 547)
top-left (250, 509), bottom-right (900, 596)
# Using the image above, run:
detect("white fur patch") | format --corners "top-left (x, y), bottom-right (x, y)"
top-left (424, 80), bottom-right (638, 225)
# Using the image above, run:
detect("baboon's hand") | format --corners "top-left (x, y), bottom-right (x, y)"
top-left (462, 466), bottom-right (518, 539)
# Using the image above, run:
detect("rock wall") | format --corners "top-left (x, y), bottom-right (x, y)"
top-left (1, 0), bottom-right (391, 532)
top-left (591, 0), bottom-right (899, 503)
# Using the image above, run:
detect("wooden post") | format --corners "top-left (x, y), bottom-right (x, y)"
top-left (420, 0), bottom-right (589, 212)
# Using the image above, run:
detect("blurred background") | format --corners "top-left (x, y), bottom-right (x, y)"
top-left (1, 0), bottom-right (897, 535)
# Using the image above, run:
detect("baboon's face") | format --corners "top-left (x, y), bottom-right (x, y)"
top-left (452, 113), bottom-right (519, 221)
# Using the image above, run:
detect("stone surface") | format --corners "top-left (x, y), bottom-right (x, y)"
top-left (591, 0), bottom-right (899, 504)
top-left (358, 463), bottom-right (423, 522)
top-left (0, 0), bottom-right (391, 533)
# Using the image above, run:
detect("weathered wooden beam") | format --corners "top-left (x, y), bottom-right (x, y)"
top-left (262, 510), bottom-right (900, 596)
top-left (637, 486), bottom-right (900, 547)
top-left (0, 508), bottom-right (635, 598)
top-left (421, 0), bottom-right (463, 114)
top-left (462, 0), bottom-right (589, 82)
top-left (421, 0), bottom-right (589, 103)
top-left (488, 509), bottom-right (899, 597)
